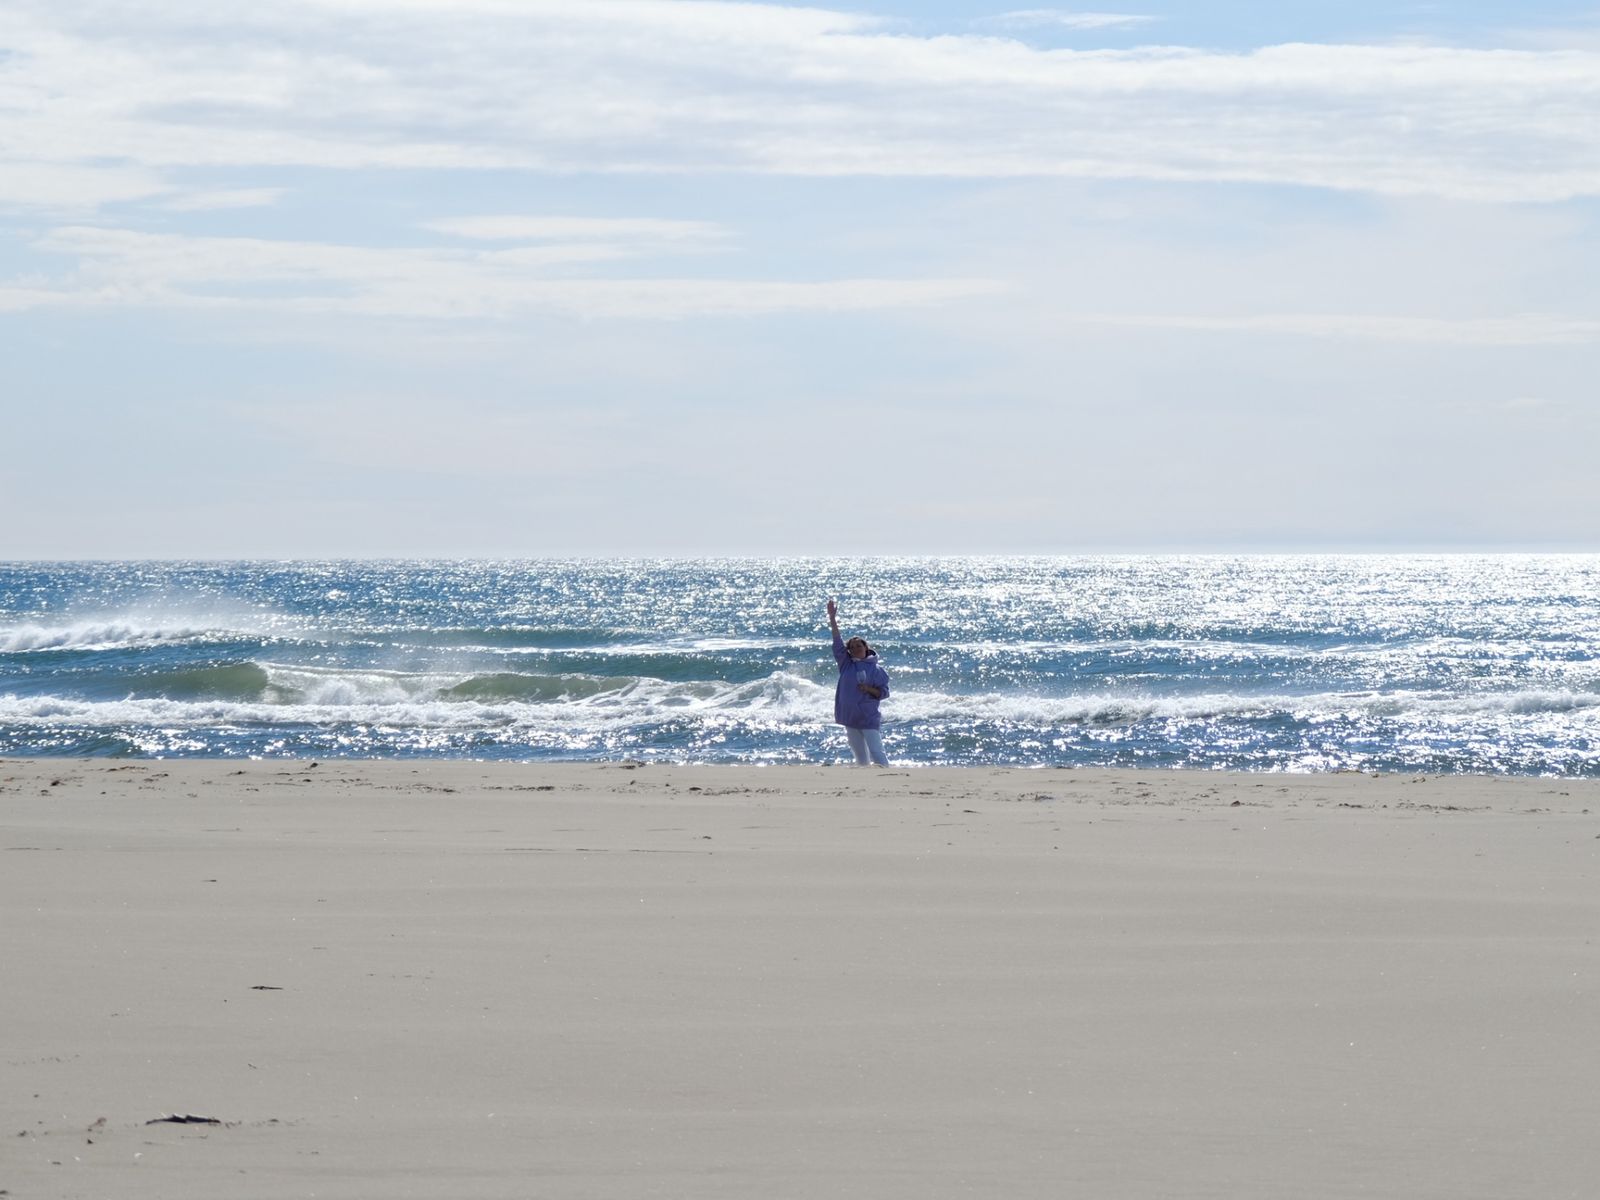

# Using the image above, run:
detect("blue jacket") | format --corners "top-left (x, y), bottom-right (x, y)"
top-left (832, 632), bottom-right (890, 729)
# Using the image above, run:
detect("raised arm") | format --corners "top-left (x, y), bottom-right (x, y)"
top-left (827, 598), bottom-right (850, 668)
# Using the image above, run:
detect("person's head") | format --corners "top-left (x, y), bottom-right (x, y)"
top-left (845, 636), bottom-right (871, 661)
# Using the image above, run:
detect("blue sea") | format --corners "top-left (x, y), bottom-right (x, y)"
top-left (2, 557), bottom-right (1598, 775)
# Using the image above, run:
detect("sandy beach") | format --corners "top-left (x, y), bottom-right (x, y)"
top-left (3, 760), bottom-right (1597, 1199)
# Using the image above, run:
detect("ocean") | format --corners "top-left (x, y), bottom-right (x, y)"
top-left (2, 557), bottom-right (1597, 775)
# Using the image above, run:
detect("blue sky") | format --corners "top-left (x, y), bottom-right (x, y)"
top-left (2, 0), bottom-right (1598, 556)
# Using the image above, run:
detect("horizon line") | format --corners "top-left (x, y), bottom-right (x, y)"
top-left (6, 547), bottom-right (1600, 564)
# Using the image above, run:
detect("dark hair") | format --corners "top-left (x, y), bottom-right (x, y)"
top-left (846, 636), bottom-right (874, 656)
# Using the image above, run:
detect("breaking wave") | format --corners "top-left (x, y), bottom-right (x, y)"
top-left (0, 618), bottom-right (254, 654)
top-left (5, 672), bottom-right (1598, 732)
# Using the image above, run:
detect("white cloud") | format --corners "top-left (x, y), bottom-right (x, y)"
top-left (0, 162), bottom-right (168, 213)
top-left (11, 224), bottom-right (1000, 320)
top-left (422, 216), bottom-right (729, 244)
top-left (0, 285), bottom-right (85, 313)
top-left (1, 1), bottom-right (1598, 203)
top-left (985, 11), bottom-right (1155, 32)
top-left (1065, 311), bottom-right (1600, 346)
top-left (161, 187), bottom-right (287, 211)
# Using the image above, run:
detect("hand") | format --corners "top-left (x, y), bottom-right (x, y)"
top-left (826, 598), bottom-right (837, 621)
top-left (857, 683), bottom-right (881, 699)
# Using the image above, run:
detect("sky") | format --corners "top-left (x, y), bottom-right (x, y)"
top-left (2, 0), bottom-right (1598, 557)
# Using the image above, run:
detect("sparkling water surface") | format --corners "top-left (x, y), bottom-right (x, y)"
top-left (2, 557), bottom-right (1598, 774)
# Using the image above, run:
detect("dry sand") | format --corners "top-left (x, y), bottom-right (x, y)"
top-left (3, 759), bottom-right (1597, 1199)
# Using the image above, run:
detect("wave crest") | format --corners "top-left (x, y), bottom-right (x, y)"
top-left (5, 669), bottom-right (1597, 735)
top-left (0, 618), bottom-right (249, 653)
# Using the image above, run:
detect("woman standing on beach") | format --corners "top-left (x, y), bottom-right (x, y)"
top-left (826, 598), bottom-right (891, 766)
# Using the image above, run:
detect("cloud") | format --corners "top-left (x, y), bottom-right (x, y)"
top-left (422, 216), bottom-right (729, 244)
top-left (1, 1), bottom-right (1598, 204)
top-left (984, 11), bottom-right (1156, 32)
top-left (1063, 311), bottom-right (1600, 346)
top-left (161, 187), bottom-right (287, 211)
top-left (10, 224), bottom-right (1000, 320)
top-left (0, 162), bottom-right (168, 213)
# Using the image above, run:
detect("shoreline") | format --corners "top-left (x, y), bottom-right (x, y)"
top-left (5, 759), bottom-right (1597, 1198)
top-left (8, 754), bottom-right (1600, 780)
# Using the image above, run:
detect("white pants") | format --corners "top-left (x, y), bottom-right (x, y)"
top-left (845, 726), bottom-right (889, 767)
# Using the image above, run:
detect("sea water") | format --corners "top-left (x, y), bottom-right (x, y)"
top-left (2, 557), bottom-right (1597, 774)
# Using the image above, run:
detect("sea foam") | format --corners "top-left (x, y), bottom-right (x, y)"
top-left (0, 618), bottom-right (235, 653)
